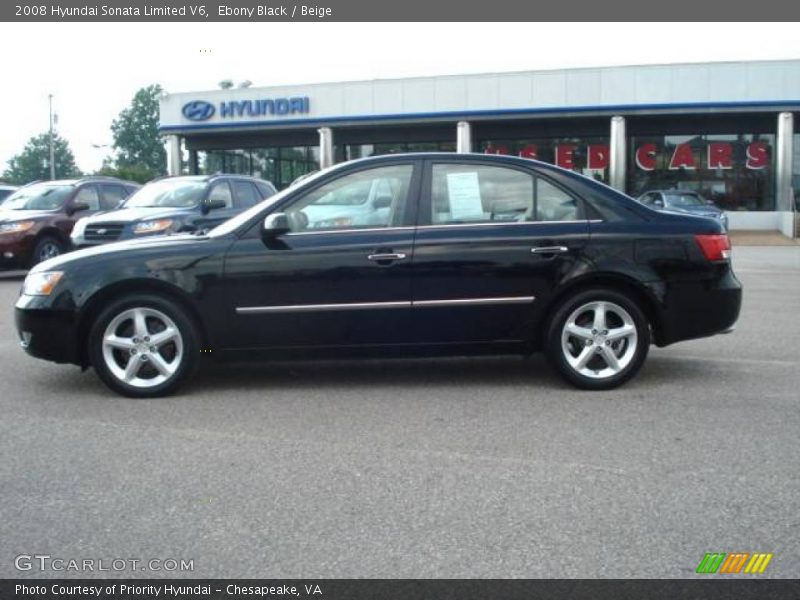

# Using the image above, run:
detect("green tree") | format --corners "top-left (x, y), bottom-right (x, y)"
top-left (110, 84), bottom-right (166, 178)
top-left (2, 132), bottom-right (81, 184)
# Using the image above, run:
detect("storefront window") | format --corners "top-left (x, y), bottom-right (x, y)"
top-left (477, 137), bottom-right (610, 183)
top-left (197, 146), bottom-right (319, 189)
top-left (627, 134), bottom-right (775, 211)
top-left (337, 141), bottom-right (456, 162)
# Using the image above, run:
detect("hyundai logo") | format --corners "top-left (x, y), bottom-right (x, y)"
top-left (182, 100), bottom-right (215, 121)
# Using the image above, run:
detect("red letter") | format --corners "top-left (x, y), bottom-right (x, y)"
top-left (746, 141), bottom-right (769, 169)
top-left (587, 144), bottom-right (609, 170)
top-left (669, 143), bottom-right (696, 170)
top-left (485, 144), bottom-right (510, 156)
top-left (555, 144), bottom-right (576, 169)
top-left (707, 143), bottom-right (732, 169)
top-left (518, 144), bottom-right (538, 160)
top-left (635, 143), bottom-right (657, 171)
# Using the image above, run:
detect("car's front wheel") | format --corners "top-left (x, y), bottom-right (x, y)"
top-left (545, 288), bottom-right (650, 390)
top-left (31, 235), bottom-right (64, 266)
top-left (88, 294), bottom-right (200, 398)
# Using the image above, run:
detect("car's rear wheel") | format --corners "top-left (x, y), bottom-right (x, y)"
top-left (31, 235), bottom-right (64, 266)
top-left (545, 288), bottom-right (650, 390)
top-left (88, 294), bottom-right (199, 398)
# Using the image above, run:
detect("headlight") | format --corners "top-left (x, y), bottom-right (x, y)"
top-left (0, 220), bottom-right (35, 234)
top-left (23, 271), bottom-right (64, 296)
top-left (133, 219), bottom-right (174, 234)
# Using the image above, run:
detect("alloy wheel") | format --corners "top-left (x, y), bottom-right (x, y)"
top-left (38, 241), bottom-right (61, 261)
top-left (101, 307), bottom-right (184, 389)
top-left (560, 300), bottom-right (638, 380)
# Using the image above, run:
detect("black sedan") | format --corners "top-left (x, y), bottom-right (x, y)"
top-left (15, 154), bottom-right (742, 398)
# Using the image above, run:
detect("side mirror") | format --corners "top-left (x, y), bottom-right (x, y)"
top-left (203, 199), bottom-right (227, 214)
top-left (262, 212), bottom-right (290, 237)
top-left (69, 201), bottom-right (90, 215)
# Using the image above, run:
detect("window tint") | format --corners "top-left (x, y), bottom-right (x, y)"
top-left (74, 185), bottom-right (100, 211)
top-left (100, 184), bottom-right (128, 210)
top-left (536, 178), bottom-right (580, 222)
top-left (231, 180), bottom-right (261, 208)
top-left (431, 164), bottom-right (533, 224)
top-left (286, 164), bottom-right (413, 232)
top-left (208, 182), bottom-right (233, 208)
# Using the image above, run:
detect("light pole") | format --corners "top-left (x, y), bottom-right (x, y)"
top-left (48, 94), bottom-right (55, 180)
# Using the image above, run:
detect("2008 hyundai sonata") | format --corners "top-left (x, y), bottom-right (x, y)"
top-left (15, 154), bottom-right (742, 398)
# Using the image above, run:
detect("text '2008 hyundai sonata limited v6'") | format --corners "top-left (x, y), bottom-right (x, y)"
top-left (15, 154), bottom-right (742, 398)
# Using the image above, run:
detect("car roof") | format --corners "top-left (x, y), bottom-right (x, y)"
top-left (149, 174), bottom-right (275, 185)
top-left (20, 176), bottom-right (140, 187)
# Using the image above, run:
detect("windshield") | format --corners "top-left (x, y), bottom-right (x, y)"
top-left (124, 179), bottom-right (207, 208)
top-left (208, 166), bottom-right (336, 237)
top-left (664, 192), bottom-right (706, 208)
top-left (1, 184), bottom-right (73, 210)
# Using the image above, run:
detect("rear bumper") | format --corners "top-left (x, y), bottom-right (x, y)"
top-left (15, 303), bottom-right (81, 365)
top-left (654, 268), bottom-right (742, 346)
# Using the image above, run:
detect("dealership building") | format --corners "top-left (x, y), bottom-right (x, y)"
top-left (158, 59), bottom-right (800, 235)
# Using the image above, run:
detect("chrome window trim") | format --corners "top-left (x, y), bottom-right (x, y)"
top-left (283, 219), bottom-right (601, 236)
top-left (236, 295), bottom-right (536, 314)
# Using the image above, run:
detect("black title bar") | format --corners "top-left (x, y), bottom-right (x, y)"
top-left (3, 0), bottom-right (800, 21)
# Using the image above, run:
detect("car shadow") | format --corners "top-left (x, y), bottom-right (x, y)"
top-left (190, 355), bottom-right (558, 392)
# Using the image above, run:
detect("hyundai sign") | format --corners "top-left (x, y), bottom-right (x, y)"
top-left (182, 100), bottom-right (215, 121)
top-left (182, 97), bottom-right (310, 122)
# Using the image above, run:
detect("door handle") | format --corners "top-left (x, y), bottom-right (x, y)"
top-left (531, 246), bottom-right (569, 254)
top-left (367, 252), bottom-right (407, 261)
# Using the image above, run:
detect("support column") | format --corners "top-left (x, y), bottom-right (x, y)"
top-left (318, 127), bottom-right (334, 169)
top-left (456, 121), bottom-right (472, 153)
top-left (609, 115), bottom-right (626, 192)
top-left (165, 135), bottom-right (182, 176)
top-left (776, 112), bottom-right (794, 212)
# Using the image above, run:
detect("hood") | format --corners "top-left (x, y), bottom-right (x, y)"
top-left (0, 209), bottom-right (55, 222)
top-left (31, 232), bottom-right (210, 272)
top-left (81, 206), bottom-right (196, 223)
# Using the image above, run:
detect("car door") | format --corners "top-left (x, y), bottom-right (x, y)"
top-left (195, 180), bottom-right (239, 230)
top-left (221, 160), bottom-right (421, 349)
top-left (409, 159), bottom-right (590, 344)
top-left (58, 184), bottom-right (101, 236)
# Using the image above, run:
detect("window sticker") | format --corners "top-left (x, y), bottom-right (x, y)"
top-left (446, 172), bottom-right (484, 220)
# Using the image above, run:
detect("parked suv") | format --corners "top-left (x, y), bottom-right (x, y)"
top-left (0, 177), bottom-right (139, 269)
top-left (0, 183), bottom-right (17, 203)
top-left (638, 189), bottom-right (728, 231)
top-left (71, 175), bottom-right (277, 248)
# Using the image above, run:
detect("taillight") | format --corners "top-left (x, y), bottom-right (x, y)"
top-left (694, 234), bottom-right (731, 261)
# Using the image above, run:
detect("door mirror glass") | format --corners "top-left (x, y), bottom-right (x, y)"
top-left (205, 199), bottom-right (227, 211)
top-left (69, 201), bottom-right (91, 215)
top-left (262, 212), bottom-right (290, 237)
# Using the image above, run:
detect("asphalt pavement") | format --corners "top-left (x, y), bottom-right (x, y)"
top-left (0, 246), bottom-right (798, 578)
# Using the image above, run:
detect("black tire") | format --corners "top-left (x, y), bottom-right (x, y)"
top-left (31, 235), bottom-right (65, 267)
top-left (545, 288), bottom-right (650, 390)
top-left (88, 294), bottom-right (200, 398)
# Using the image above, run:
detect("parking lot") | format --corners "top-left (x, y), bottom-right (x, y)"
top-left (0, 245), bottom-right (798, 578)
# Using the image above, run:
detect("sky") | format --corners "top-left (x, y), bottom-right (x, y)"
top-left (0, 22), bottom-right (798, 174)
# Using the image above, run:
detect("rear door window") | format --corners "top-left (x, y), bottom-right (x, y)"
top-left (100, 184), bottom-right (128, 210)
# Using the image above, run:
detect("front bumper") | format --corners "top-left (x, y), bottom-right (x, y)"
top-left (15, 298), bottom-right (81, 365)
top-left (0, 235), bottom-right (33, 269)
